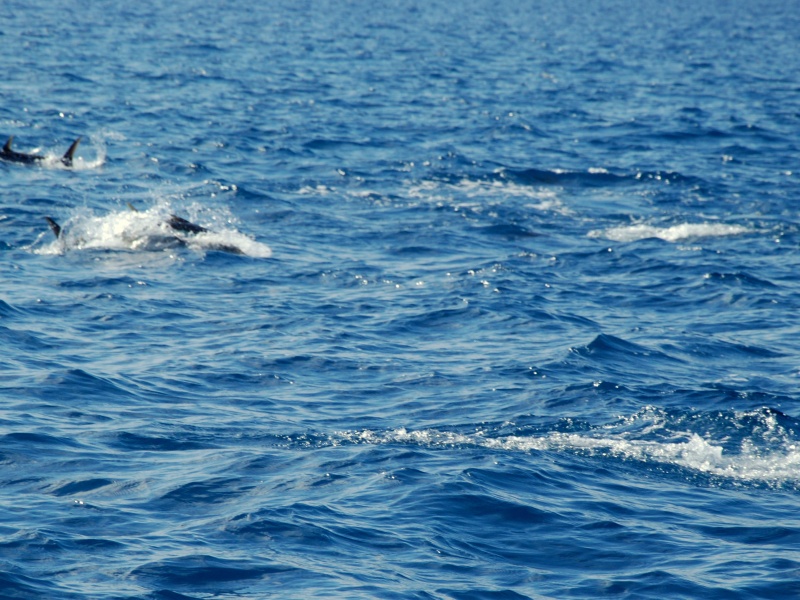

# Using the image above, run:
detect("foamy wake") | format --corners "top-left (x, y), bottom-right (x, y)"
top-left (588, 222), bottom-right (750, 243)
top-left (335, 422), bottom-right (800, 486)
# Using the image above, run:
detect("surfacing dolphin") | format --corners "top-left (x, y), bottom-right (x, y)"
top-left (1, 136), bottom-right (81, 167)
top-left (43, 211), bottom-right (246, 255)
top-left (126, 203), bottom-right (218, 236)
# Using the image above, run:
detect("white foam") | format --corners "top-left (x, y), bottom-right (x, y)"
top-left (405, 177), bottom-right (573, 215)
top-left (334, 423), bottom-right (800, 486)
top-left (588, 222), bottom-right (750, 243)
top-left (189, 230), bottom-right (273, 258)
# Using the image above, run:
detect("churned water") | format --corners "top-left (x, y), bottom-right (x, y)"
top-left (1, 1), bottom-right (800, 598)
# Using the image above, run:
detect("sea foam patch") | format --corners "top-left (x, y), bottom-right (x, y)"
top-left (406, 177), bottom-right (573, 215)
top-left (588, 222), bottom-right (750, 243)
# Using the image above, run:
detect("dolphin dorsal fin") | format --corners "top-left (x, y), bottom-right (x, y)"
top-left (61, 137), bottom-right (81, 167)
top-left (3, 136), bottom-right (13, 152)
top-left (44, 217), bottom-right (62, 238)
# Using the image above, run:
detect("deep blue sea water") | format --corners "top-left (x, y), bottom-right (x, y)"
top-left (1, 0), bottom-right (800, 598)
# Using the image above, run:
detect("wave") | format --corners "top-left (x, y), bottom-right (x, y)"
top-left (0, 299), bottom-right (23, 318)
top-left (130, 554), bottom-right (297, 589)
top-left (508, 166), bottom-right (629, 187)
top-left (504, 167), bottom-right (705, 189)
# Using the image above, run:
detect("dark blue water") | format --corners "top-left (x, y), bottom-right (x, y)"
top-left (2, 1), bottom-right (800, 598)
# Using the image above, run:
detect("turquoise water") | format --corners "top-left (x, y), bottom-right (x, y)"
top-left (1, 1), bottom-right (800, 598)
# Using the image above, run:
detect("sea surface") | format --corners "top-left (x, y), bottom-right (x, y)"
top-left (1, 1), bottom-right (799, 598)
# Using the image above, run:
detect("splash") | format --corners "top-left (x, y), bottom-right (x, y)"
top-left (66, 144), bottom-right (106, 171)
top-left (36, 203), bottom-right (272, 258)
top-left (30, 139), bottom-right (106, 170)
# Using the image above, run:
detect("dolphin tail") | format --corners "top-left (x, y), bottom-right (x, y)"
top-left (44, 217), bottom-right (62, 238)
top-left (3, 136), bottom-right (14, 153)
top-left (60, 137), bottom-right (81, 166)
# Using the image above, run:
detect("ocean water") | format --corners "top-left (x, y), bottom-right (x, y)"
top-left (1, 0), bottom-right (800, 598)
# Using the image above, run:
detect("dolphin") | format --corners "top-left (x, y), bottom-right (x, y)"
top-left (1, 136), bottom-right (81, 167)
top-left (126, 203), bottom-right (212, 235)
top-left (165, 214), bottom-right (209, 235)
top-left (43, 212), bottom-right (246, 255)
